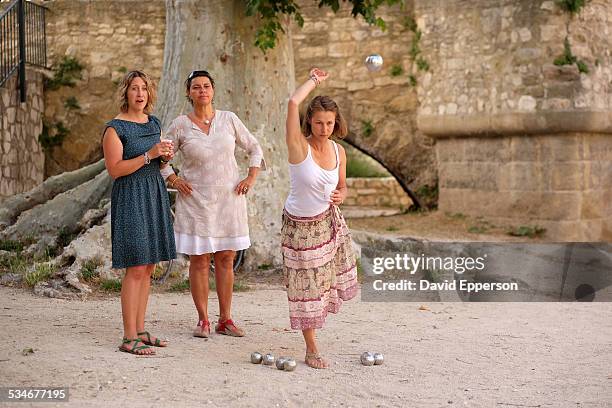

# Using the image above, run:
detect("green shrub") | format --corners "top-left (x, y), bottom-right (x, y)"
top-left (24, 263), bottom-right (56, 287)
top-left (390, 64), bottom-right (403, 77)
top-left (100, 279), bottom-right (122, 292)
top-left (81, 258), bottom-right (103, 281)
top-left (169, 279), bottom-right (190, 292)
top-left (45, 56), bottom-right (84, 90)
top-left (507, 225), bottom-right (546, 238)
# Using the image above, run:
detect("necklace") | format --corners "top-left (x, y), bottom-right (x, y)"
top-left (191, 111), bottom-right (214, 126)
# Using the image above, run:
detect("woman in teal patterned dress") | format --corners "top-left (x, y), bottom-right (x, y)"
top-left (102, 70), bottom-right (176, 355)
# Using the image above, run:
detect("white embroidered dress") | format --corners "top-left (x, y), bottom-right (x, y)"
top-left (161, 111), bottom-right (265, 254)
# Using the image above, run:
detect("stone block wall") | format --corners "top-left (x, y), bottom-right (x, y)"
top-left (437, 134), bottom-right (611, 240)
top-left (0, 68), bottom-right (45, 197)
top-left (43, 0), bottom-right (166, 176)
top-left (345, 177), bottom-right (412, 208)
top-left (416, 0), bottom-right (612, 241)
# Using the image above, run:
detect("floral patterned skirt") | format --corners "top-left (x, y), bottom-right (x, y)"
top-left (281, 205), bottom-right (358, 330)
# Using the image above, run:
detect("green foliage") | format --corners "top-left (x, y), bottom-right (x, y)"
top-left (169, 279), bottom-right (190, 292)
top-left (0, 252), bottom-right (28, 275)
top-left (64, 96), bottom-right (80, 110)
top-left (557, 0), bottom-right (590, 14)
top-left (554, 37), bottom-right (577, 66)
top-left (386, 226), bottom-right (399, 232)
top-left (507, 225), bottom-right (546, 238)
top-left (81, 257), bottom-right (103, 281)
top-left (45, 56), bottom-right (84, 90)
top-left (24, 263), bottom-right (56, 287)
top-left (402, 16), bottom-right (417, 32)
top-left (361, 119), bottom-right (374, 138)
top-left (356, 258), bottom-right (364, 283)
top-left (416, 183), bottom-right (438, 207)
top-left (257, 263), bottom-right (273, 270)
top-left (246, 0), bottom-right (404, 52)
top-left (117, 66), bottom-right (128, 73)
top-left (467, 225), bottom-right (488, 234)
top-left (416, 57), bottom-right (429, 72)
top-left (346, 158), bottom-right (387, 178)
top-left (576, 60), bottom-right (589, 74)
top-left (390, 64), bottom-right (404, 77)
top-left (39, 120), bottom-right (70, 151)
top-left (0, 240), bottom-right (24, 252)
top-left (100, 279), bottom-right (122, 292)
top-left (553, 37), bottom-right (588, 75)
top-left (408, 74), bottom-right (417, 87)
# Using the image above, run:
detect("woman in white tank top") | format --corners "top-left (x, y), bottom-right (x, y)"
top-left (281, 68), bottom-right (358, 369)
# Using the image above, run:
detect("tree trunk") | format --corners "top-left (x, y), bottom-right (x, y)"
top-left (157, 0), bottom-right (293, 269)
top-left (1, 171), bottom-right (112, 253)
top-left (0, 159), bottom-right (106, 229)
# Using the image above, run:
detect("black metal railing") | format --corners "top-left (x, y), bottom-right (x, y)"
top-left (0, 0), bottom-right (47, 101)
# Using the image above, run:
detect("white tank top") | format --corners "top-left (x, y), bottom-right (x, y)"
top-left (284, 141), bottom-right (340, 217)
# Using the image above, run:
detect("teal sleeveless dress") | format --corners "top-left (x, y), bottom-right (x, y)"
top-left (106, 116), bottom-right (176, 269)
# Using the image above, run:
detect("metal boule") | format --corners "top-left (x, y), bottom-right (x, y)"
top-left (365, 54), bottom-right (384, 72)
top-left (250, 352), bottom-right (263, 364)
top-left (360, 352), bottom-right (375, 366)
top-left (276, 356), bottom-right (288, 370)
top-left (262, 353), bottom-right (275, 365)
top-left (283, 359), bottom-right (297, 372)
top-left (373, 353), bottom-right (384, 365)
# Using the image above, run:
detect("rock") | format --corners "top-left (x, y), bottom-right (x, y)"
top-left (0, 273), bottom-right (23, 285)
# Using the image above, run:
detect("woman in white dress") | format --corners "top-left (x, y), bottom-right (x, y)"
top-left (161, 70), bottom-right (265, 338)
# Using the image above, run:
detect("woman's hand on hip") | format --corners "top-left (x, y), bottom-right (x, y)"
top-left (174, 178), bottom-right (193, 196)
top-left (330, 189), bottom-right (346, 206)
top-left (235, 176), bottom-right (255, 195)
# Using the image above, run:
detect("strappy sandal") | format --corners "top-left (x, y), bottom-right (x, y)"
top-left (193, 320), bottom-right (211, 338)
top-left (215, 318), bottom-right (245, 337)
top-left (137, 331), bottom-right (168, 347)
top-left (119, 338), bottom-right (155, 355)
top-left (305, 352), bottom-right (329, 369)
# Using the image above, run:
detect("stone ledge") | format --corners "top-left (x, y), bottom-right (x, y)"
top-left (418, 111), bottom-right (612, 138)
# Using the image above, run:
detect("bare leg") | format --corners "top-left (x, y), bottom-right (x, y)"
top-left (303, 328), bottom-right (328, 369)
top-left (120, 265), bottom-right (154, 355)
top-left (189, 254), bottom-right (211, 322)
top-left (213, 250), bottom-right (235, 321)
top-left (134, 264), bottom-right (168, 347)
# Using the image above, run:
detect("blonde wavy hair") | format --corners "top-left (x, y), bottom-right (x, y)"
top-left (116, 70), bottom-right (157, 114)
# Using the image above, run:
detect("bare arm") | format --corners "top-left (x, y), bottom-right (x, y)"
top-left (330, 143), bottom-right (348, 206)
top-left (286, 68), bottom-right (328, 164)
top-left (102, 127), bottom-right (168, 180)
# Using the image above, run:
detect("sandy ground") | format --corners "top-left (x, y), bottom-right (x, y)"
top-left (1, 283), bottom-right (611, 407)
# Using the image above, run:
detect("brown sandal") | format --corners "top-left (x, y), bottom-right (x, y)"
top-left (305, 352), bottom-right (329, 369)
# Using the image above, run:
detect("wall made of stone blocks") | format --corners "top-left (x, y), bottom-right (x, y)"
top-left (437, 134), bottom-right (612, 241)
top-left (345, 177), bottom-right (412, 209)
top-left (43, 0), bottom-right (166, 176)
top-left (0, 69), bottom-right (45, 197)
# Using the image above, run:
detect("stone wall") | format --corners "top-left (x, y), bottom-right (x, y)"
top-left (292, 1), bottom-right (437, 197)
top-left (437, 134), bottom-right (611, 240)
top-left (43, 0), bottom-right (166, 176)
top-left (416, 0), bottom-right (612, 241)
top-left (0, 68), bottom-right (45, 197)
top-left (345, 177), bottom-right (412, 209)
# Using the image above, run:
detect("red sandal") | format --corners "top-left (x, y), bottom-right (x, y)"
top-left (215, 318), bottom-right (245, 337)
top-left (193, 320), bottom-right (210, 338)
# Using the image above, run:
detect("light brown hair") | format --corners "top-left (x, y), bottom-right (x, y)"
top-left (116, 70), bottom-right (157, 114)
top-left (302, 95), bottom-right (348, 139)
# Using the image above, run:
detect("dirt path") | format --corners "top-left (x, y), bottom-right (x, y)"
top-left (1, 284), bottom-right (611, 407)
